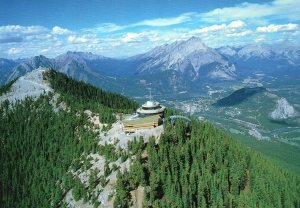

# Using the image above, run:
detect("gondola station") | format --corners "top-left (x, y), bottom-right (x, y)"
top-left (122, 99), bottom-right (166, 133)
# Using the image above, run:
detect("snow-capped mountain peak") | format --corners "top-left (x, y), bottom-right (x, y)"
top-left (143, 36), bottom-right (208, 58)
top-left (237, 44), bottom-right (273, 59)
top-left (170, 36), bottom-right (208, 53)
top-left (133, 37), bottom-right (236, 80)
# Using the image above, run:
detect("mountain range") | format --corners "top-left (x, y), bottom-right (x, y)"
top-left (217, 43), bottom-right (300, 76)
top-left (1, 37), bottom-right (299, 95)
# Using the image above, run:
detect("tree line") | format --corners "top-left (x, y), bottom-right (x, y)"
top-left (44, 69), bottom-right (138, 123)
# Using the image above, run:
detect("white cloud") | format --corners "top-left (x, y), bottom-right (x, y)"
top-left (120, 31), bottom-right (167, 44)
top-left (84, 13), bottom-right (194, 34)
top-left (1, 0), bottom-right (300, 58)
top-left (190, 20), bottom-right (246, 34)
top-left (83, 0), bottom-right (300, 34)
top-left (67, 35), bottom-right (88, 43)
top-left (0, 25), bottom-right (48, 35)
top-left (201, 0), bottom-right (300, 22)
top-left (228, 20), bottom-right (246, 28)
top-left (52, 26), bottom-right (72, 35)
top-left (255, 37), bottom-right (266, 42)
top-left (191, 24), bottom-right (226, 34)
top-left (226, 30), bottom-right (252, 37)
top-left (256, 23), bottom-right (298, 32)
top-left (85, 23), bottom-right (127, 33)
top-left (122, 33), bottom-right (144, 42)
top-left (133, 13), bottom-right (193, 27)
top-left (0, 25), bottom-right (49, 43)
top-left (7, 47), bottom-right (22, 55)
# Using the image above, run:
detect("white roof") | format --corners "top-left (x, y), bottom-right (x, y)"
top-left (137, 105), bottom-right (165, 114)
top-left (142, 101), bottom-right (160, 108)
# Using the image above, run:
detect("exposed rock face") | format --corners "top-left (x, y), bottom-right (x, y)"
top-left (7, 55), bottom-right (57, 82)
top-left (132, 37), bottom-right (237, 80)
top-left (270, 98), bottom-right (298, 120)
top-left (0, 67), bottom-right (52, 103)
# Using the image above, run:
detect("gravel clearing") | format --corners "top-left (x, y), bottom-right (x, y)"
top-left (99, 121), bottom-right (164, 150)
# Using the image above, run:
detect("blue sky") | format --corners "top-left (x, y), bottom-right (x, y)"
top-left (0, 0), bottom-right (299, 58)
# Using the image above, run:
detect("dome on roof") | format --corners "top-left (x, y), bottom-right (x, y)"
top-left (145, 101), bottom-right (156, 107)
top-left (137, 100), bottom-right (165, 116)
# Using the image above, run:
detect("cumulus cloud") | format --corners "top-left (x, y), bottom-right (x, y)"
top-left (67, 35), bottom-right (88, 43)
top-left (84, 0), bottom-right (300, 34)
top-left (256, 23), bottom-right (298, 32)
top-left (228, 20), bottom-right (246, 28)
top-left (67, 34), bottom-right (98, 44)
top-left (1, 0), bottom-right (300, 58)
top-left (0, 25), bottom-right (49, 44)
top-left (226, 30), bottom-right (252, 37)
top-left (122, 32), bottom-right (148, 43)
top-left (0, 25), bottom-right (48, 35)
top-left (52, 26), bottom-right (72, 35)
top-left (122, 33), bottom-right (141, 42)
top-left (191, 24), bottom-right (226, 34)
top-left (190, 20), bottom-right (246, 34)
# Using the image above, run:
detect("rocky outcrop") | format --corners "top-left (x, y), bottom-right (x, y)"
top-left (270, 98), bottom-right (298, 120)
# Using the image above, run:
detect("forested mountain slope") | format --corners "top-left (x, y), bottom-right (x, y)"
top-left (0, 69), bottom-right (138, 207)
top-left (0, 69), bottom-right (299, 208)
top-left (114, 118), bottom-right (300, 207)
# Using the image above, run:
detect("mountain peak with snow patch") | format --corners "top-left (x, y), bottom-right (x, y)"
top-left (133, 37), bottom-right (236, 80)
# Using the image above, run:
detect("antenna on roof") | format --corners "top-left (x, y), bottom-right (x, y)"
top-left (146, 84), bottom-right (153, 101)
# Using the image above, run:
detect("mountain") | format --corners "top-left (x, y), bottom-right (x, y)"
top-left (1, 38), bottom-right (300, 96)
top-left (55, 51), bottom-right (108, 81)
top-left (0, 67), bottom-right (52, 103)
top-left (1, 68), bottom-right (299, 207)
top-left (56, 51), bottom-right (109, 75)
top-left (7, 55), bottom-right (57, 82)
top-left (2, 39), bottom-right (239, 95)
top-left (131, 37), bottom-right (237, 81)
top-left (6, 52), bottom-right (106, 82)
top-left (5, 51), bottom-right (132, 84)
top-left (0, 58), bottom-right (19, 85)
top-left (270, 98), bottom-right (298, 120)
top-left (4, 52), bottom-right (129, 94)
top-left (214, 87), bottom-right (266, 107)
top-left (217, 43), bottom-right (300, 76)
top-left (0, 68), bottom-right (139, 207)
